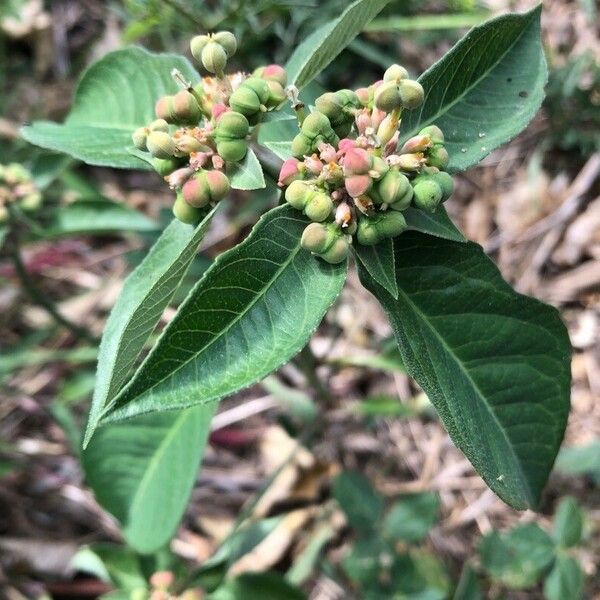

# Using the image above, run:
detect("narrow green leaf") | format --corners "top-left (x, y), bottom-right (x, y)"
top-left (84, 208), bottom-right (217, 446)
top-left (358, 233), bottom-right (571, 510)
top-left (21, 48), bottom-right (199, 169)
top-left (384, 492), bottom-right (440, 543)
top-left (543, 555), bottom-right (584, 600)
top-left (400, 7), bottom-right (547, 173)
top-left (404, 206), bottom-right (466, 242)
top-left (286, 0), bottom-right (390, 89)
top-left (100, 205), bottom-right (347, 423)
top-left (42, 199), bottom-right (157, 237)
top-left (453, 563), bottom-right (483, 600)
top-left (228, 149), bottom-right (265, 190)
top-left (479, 524), bottom-right (555, 589)
top-left (552, 497), bottom-right (584, 548)
top-left (366, 12), bottom-right (490, 32)
top-left (353, 238), bottom-right (398, 299)
top-left (332, 471), bottom-right (383, 533)
top-left (209, 572), bottom-right (306, 600)
top-left (83, 405), bottom-right (215, 553)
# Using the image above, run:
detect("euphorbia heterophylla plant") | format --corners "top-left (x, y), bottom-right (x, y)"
top-left (23, 1), bottom-right (570, 554)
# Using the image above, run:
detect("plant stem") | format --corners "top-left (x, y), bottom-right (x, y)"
top-left (251, 142), bottom-right (283, 181)
top-left (297, 344), bottom-right (334, 403)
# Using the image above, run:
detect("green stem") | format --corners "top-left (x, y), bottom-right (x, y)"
top-left (297, 344), bottom-right (333, 403)
top-left (251, 142), bottom-right (283, 181)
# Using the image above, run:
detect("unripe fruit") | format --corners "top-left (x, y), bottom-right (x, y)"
top-left (202, 41), bottom-right (227, 74)
top-left (304, 191), bottom-right (333, 222)
top-left (355, 86), bottom-right (372, 106)
top-left (149, 119), bottom-right (169, 132)
top-left (172, 90), bottom-right (202, 123)
top-left (190, 34), bottom-right (210, 62)
top-left (401, 134), bottom-right (432, 154)
top-left (301, 111), bottom-right (334, 139)
top-left (356, 217), bottom-right (380, 246)
top-left (284, 180), bottom-right (312, 209)
top-left (216, 139), bottom-right (247, 162)
top-left (374, 81), bottom-right (402, 112)
top-left (265, 80), bottom-right (286, 107)
top-left (153, 157), bottom-right (182, 176)
top-left (375, 169), bottom-right (411, 206)
top-left (213, 31), bottom-right (237, 57)
top-left (257, 64), bottom-right (287, 87)
top-left (155, 96), bottom-right (174, 122)
top-left (315, 90), bottom-right (359, 127)
top-left (345, 174), bottom-right (372, 198)
top-left (291, 133), bottom-right (313, 158)
top-left (147, 131), bottom-right (176, 158)
top-left (243, 77), bottom-right (270, 103)
top-left (215, 111), bottom-right (250, 140)
top-left (419, 125), bottom-right (444, 144)
top-left (132, 127), bottom-right (149, 150)
top-left (229, 78), bottom-right (269, 117)
top-left (383, 64), bottom-right (409, 83)
top-left (427, 145), bottom-right (449, 169)
top-left (377, 113), bottom-right (399, 146)
top-left (379, 210), bottom-right (407, 237)
top-left (173, 192), bottom-right (203, 224)
top-left (389, 187), bottom-right (414, 211)
top-left (301, 222), bottom-right (330, 254)
top-left (182, 169), bottom-right (230, 207)
top-left (357, 211), bottom-right (407, 245)
top-left (343, 147), bottom-right (372, 175)
top-left (322, 237), bottom-right (350, 264)
top-left (431, 171), bottom-right (454, 201)
top-left (398, 79), bottom-right (425, 109)
top-left (412, 176), bottom-right (443, 212)
top-left (21, 191), bottom-right (41, 210)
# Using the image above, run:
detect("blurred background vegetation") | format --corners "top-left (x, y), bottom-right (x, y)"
top-left (0, 0), bottom-right (598, 598)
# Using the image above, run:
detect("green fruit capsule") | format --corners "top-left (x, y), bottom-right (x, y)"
top-left (149, 119), bottom-right (169, 132)
top-left (215, 111), bottom-right (250, 140)
top-left (375, 169), bottom-right (411, 205)
top-left (146, 131), bottom-right (176, 158)
top-left (265, 80), bottom-right (286, 107)
top-left (431, 171), bottom-right (454, 201)
top-left (389, 186), bottom-right (414, 211)
top-left (190, 34), bottom-right (210, 63)
top-left (412, 176), bottom-right (443, 212)
top-left (242, 77), bottom-right (270, 103)
top-left (428, 145), bottom-right (449, 169)
top-left (374, 81), bottom-right (402, 112)
top-left (301, 222), bottom-right (331, 254)
top-left (155, 96), bottom-right (175, 122)
top-left (173, 192), bottom-right (204, 224)
top-left (291, 133), bottom-right (313, 158)
top-left (172, 90), bottom-right (202, 123)
top-left (301, 111), bottom-right (335, 140)
top-left (213, 31), bottom-right (237, 57)
top-left (216, 139), bottom-right (247, 162)
top-left (182, 169), bottom-right (230, 207)
top-left (132, 127), bottom-right (149, 150)
top-left (383, 64), bottom-right (409, 83)
top-left (153, 157), bottom-right (182, 176)
top-left (229, 86), bottom-right (261, 117)
top-left (321, 237), bottom-right (350, 264)
top-left (304, 191), bottom-right (333, 222)
top-left (418, 125), bottom-right (444, 144)
top-left (398, 79), bottom-right (425, 109)
top-left (285, 180), bottom-right (312, 209)
top-left (202, 41), bottom-right (227, 74)
top-left (356, 217), bottom-right (381, 246)
top-left (379, 210), bottom-right (407, 237)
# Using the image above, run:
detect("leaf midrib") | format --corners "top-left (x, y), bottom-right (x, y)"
top-left (106, 214), bottom-right (304, 416)
top-left (396, 281), bottom-right (534, 505)
top-left (402, 9), bottom-right (536, 140)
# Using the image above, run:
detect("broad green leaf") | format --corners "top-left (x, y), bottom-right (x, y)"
top-left (21, 48), bottom-right (199, 169)
top-left (479, 524), bottom-right (555, 588)
top-left (555, 441), bottom-right (600, 484)
top-left (261, 141), bottom-right (294, 161)
top-left (342, 535), bottom-right (390, 589)
top-left (358, 233), bottom-right (571, 510)
top-left (353, 238), bottom-right (398, 299)
top-left (332, 471), bottom-right (383, 533)
top-left (228, 149), bottom-right (265, 191)
top-left (286, 0), bottom-right (390, 89)
top-left (100, 205), bottom-right (347, 423)
top-left (84, 209), bottom-right (217, 446)
top-left (453, 564), bottom-right (483, 600)
top-left (209, 573), bottom-right (305, 600)
top-left (552, 497), bottom-right (584, 548)
top-left (43, 199), bottom-right (157, 237)
top-left (543, 555), bottom-right (584, 600)
top-left (366, 12), bottom-right (489, 32)
top-left (392, 550), bottom-right (451, 600)
top-left (83, 405), bottom-right (215, 553)
top-left (400, 7), bottom-right (547, 173)
top-left (384, 492), bottom-right (440, 543)
top-left (404, 206), bottom-right (466, 242)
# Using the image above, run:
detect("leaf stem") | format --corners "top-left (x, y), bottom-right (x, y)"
top-left (297, 344), bottom-right (333, 403)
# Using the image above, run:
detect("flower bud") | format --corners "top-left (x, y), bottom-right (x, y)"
top-left (278, 158), bottom-right (302, 187)
top-left (412, 175), bottom-right (443, 212)
top-left (393, 153), bottom-right (425, 172)
top-left (216, 139), bottom-right (247, 162)
top-left (153, 157), bottom-right (182, 176)
top-left (304, 191), bottom-right (333, 222)
top-left (376, 113), bottom-right (399, 146)
top-left (427, 145), bottom-right (449, 169)
top-left (355, 86), bottom-right (372, 107)
top-left (345, 174), bottom-right (372, 198)
top-left (355, 109), bottom-right (371, 135)
top-left (318, 143), bottom-right (337, 163)
top-left (202, 41), bottom-right (227, 74)
top-left (150, 571), bottom-right (174, 591)
top-left (342, 147), bottom-right (372, 175)
top-left (132, 127), bottom-right (149, 150)
top-left (335, 201), bottom-right (353, 228)
top-left (174, 134), bottom-right (206, 154)
top-left (304, 154), bottom-right (323, 176)
top-left (212, 102), bottom-right (228, 120)
top-left (172, 90), bottom-right (202, 123)
top-left (285, 180), bottom-right (312, 209)
top-left (374, 81), bottom-right (402, 112)
top-left (213, 31), bottom-right (237, 57)
top-left (431, 171), bottom-right (454, 201)
top-left (400, 134), bottom-right (432, 154)
top-left (418, 125), bottom-right (444, 144)
top-left (190, 34), bottom-right (211, 63)
top-left (398, 79), bottom-right (425, 109)
top-left (173, 191), bottom-right (203, 224)
top-left (383, 64), bottom-right (409, 83)
top-left (147, 131), bottom-right (176, 158)
top-left (166, 167), bottom-right (193, 189)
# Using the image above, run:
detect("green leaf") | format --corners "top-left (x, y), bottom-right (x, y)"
top-left (404, 206), bottom-right (466, 242)
top-left (353, 238), bottom-right (398, 299)
top-left (261, 141), bottom-right (294, 161)
top-left (555, 441), bottom-right (600, 484)
top-left (384, 492), bottom-right (440, 543)
top-left (400, 7), bottom-right (547, 173)
top-left (543, 555), bottom-right (584, 600)
top-left (357, 233), bottom-right (571, 510)
top-left (42, 199), bottom-right (157, 237)
top-left (209, 573), bottom-right (306, 600)
top-left (286, 0), bottom-right (390, 89)
top-left (83, 405), bottom-right (215, 553)
top-left (332, 471), bottom-right (383, 533)
top-left (21, 48), bottom-right (198, 169)
top-left (479, 523), bottom-right (555, 588)
top-left (552, 497), bottom-right (584, 548)
top-left (453, 563), bottom-right (483, 600)
top-left (228, 149), bottom-right (266, 190)
top-left (342, 534), bottom-right (390, 589)
top-left (100, 205), bottom-right (347, 423)
top-left (84, 209), bottom-right (217, 446)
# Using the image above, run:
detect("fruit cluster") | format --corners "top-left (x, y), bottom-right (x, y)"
top-left (131, 31), bottom-right (287, 224)
top-left (0, 163), bottom-right (41, 222)
top-left (278, 64), bottom-right (454, 263)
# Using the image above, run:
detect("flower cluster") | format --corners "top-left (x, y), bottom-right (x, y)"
top-left (132, 31), bottom-right (287, 224)
top-left (0, 163), bottom-right (41, 222)
top-left (278, 64), bottom-right (454, 263)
